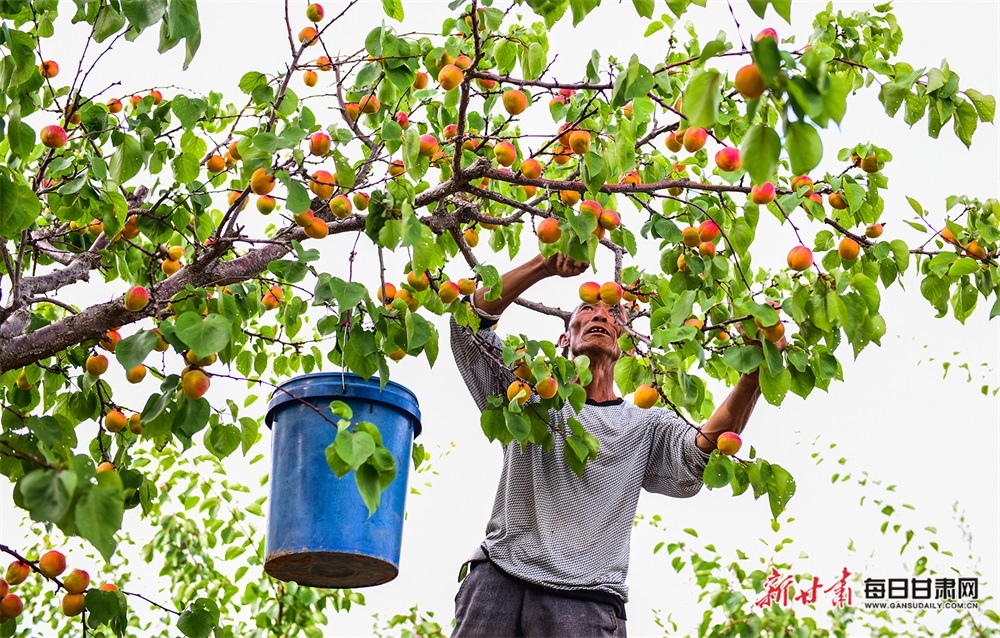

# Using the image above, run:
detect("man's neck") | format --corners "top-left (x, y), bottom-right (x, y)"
top-left (584, 363), bottom-right (619, 403)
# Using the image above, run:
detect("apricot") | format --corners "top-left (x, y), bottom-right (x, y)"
top-left (463, 228), bottom-right (479, 247)
top-left (599, 282), bottom-right (623, 305)
top-left (63, 569), bottom-right (90, 595)
top-left (353, 192), bottom-right (370, 210)
top-left (407, 271), bottom-right (430, 291)
top-left (717, 431), bottom-right (742, 455)
top-left (599, 210), bottom-right (620, 231)
top-left (418, 134), bottom-right (440, 157)
top-left (682, 226), bottom-right (701, 248)
top-left (786, 246), bottom-right (814, 271)
top-left (756, 28), bottom-right (778, 41)
top-left (860, 153), bottom-right (879, 173)
top-left (537, 217), bottom-right (562, 244)
top-left (761, 321), bottom-right (785, 343)
top-left (457, 278), bottom-right (477, 296)
top-left (344, 102), bottom-right (360, 121)
top-left (310, 170), bottom-right (335, 199)
top-left (677, 254), bottom-right (689, 271)
top-left (96, 461), bottom-right (115, 474)
top-left (494, 141), bottom-right (516, 167)
top-left (535, 377), bottom-right (558, 400)
top-left (38, 551), bottom-right (67, 578)
top-left (865, 223), bottom-right (883, 239)
top-left (305, 3), bottom-right (324, 22)
top-left (124, 285), bottom-right (150, 312)
top-left (5, 562), bottom-right (29, 586)
top-left (298, 26), bottom-right (318, 45)
top-left (715, 147), bottom-right (741, 172)
top-left (699, 220), bottom-right (721, 242)
top-left (438, 281), bottom-right (460, 303)
top-left (665, 132), bottom-right (683, 152)
top-left (293, 210), bottom-right (315, 227)
top-left (579, 200), bottom-right (602, 218)
top-left (699, 241), bottom-right (716, 259)
top-left (250, 168), bottom-right (276, 196)
top-left (125, 365), bottom-right (147, 384)
top-left (506, 380), bottom-right (531, 405)
top-left (622, 170), bottom-right (641, 186)
top-left (578, 282), bottom-right (601, 304)
top-left (316, 55), bottom-right (333, 71)
top-left (388, 159), bottom-right (405, 177)
top-left (790, 175), bottom-right (814, 196)
top-left (15, 371), bottom-right (31, 390)
top-left (105, 410), bottom-right (127, 433)
top-left (413, 72), bottom-right (429, 89)
top-left (358, 94), bottom-right (380, 114)
top-left (304, 217), bottom-right (329, 239)
top-left (40, 60), bottom-right (59, 78)
top-left (838, 237), bottom-right (860, 261)
top-left (682, 128), bottom-right (707, 153)
top-left (303, 70), bottom-right (318, 87)
top-left (828, 191), bottom-right (848, 210)
top-left (734, 63), bottom-right (765, 99)
top-left (201, 155), bottom-right (225, 175)
top-left (0, 594), bottom-right (23, 620)
top-left (107, 98), bottom-right (123, 113)
top-left (965, 240), bottom-right (988, 260)
top-left (86, 354), bottom-right (109, 376)
top-left (387, 348), bottom-right (406, 362)
top-left (376, 283), bottom-right (396, 303)
top-left (257, 195), bottom-right (277, 214)
top-left (40, 124), bottom-right (68, 149)
top-left (99, 330), bottom-right (121, 353)
top-left (128, 414), bottom-right (142, 435)
top-left (181, 369), bottom-right (210, 400)
top-left (62, 593), bottom-right (85, 617)
top-left (330, 195), bottom-right (353, 218)
top-left (559, 190), bottom-right (580, 206)
top-left (568, 130), bottom-right (591, 155)
top-left (437, 64), bottom-right (463, 90)
top-left (502, 90), bottom-right (528, 115)
top-left (633, 384), bottom-right (658, 409)
top-left (519, 159), bottom-right (542, 180)
top-left (309, 132), bottom-right (331, 156)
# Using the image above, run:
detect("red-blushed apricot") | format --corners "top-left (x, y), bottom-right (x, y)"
top-left (578, 281), bottom-right (601, 304)
top-left (559, 190), bottom-right (580, 206)
top-left (715, 147), bottom-right (741, 172)
top-left (181, 369), bottom-right (210, 399)
top-left (537, 217), bottom-right (562, 244)
top-left (502, 90), bottom-right (529, 115)
top-left (865, 223), bottom-right (883, 239)
top-left (828, 191), bottom-right (848, 209)
top-left (682, 128), bottom-right (707, 152)
top-left (437, 64), bottom-right (463, 90)
top-left (717, 431), bottom-right (742, 455)
top-left (790, 175), bottom-right (814, 196)
top-left (599, 282), bottom-right (623, 305)
top-left (519, 158), bottom-right (542, 180)
top-left (63, 569), bottom-right (90, 595)
top-left (734, 64), bottom-right (765, 99)
top-left (438, 281), bottom-right (460, 303)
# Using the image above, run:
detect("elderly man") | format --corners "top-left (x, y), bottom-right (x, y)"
top-left (449, 253), bottom-right (777, 638)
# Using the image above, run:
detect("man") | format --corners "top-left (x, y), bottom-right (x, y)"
top-left (450, 253), bottom-right (779, 637)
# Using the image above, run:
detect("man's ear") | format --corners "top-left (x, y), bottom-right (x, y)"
top-left (557, 332), bottom-right (570, 349)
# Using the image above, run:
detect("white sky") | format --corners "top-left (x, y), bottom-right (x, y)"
top-left (2, 1), bottom-right (998, 636)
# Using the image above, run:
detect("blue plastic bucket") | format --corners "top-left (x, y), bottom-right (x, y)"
top-left (264, 372), bottom-right (421, 588)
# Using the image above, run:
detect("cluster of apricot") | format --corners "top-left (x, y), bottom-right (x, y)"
top-left (677, 219), bottom-right (723, 271)
top-left (376, 273), bottom-right (477, 359)
top-left (2, 554), bottom-right (118, 623)
top-left (505, 348), bottom-right (560, 405)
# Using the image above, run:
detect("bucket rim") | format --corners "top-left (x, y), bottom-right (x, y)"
top-left (264, 371), bottom-right (421, 436)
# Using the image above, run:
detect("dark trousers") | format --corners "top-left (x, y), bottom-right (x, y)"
top-left (453, 561), bottom-right (627, 638)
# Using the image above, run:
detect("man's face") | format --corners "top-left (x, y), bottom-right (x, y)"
top-left (560, 301), bottom-right (623, 362)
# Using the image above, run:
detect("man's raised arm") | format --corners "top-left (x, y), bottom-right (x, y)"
top-left (472, 254), bottom-right (588, 319)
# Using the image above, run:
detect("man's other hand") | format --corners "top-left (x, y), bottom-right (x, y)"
top-left (542, 253), bottom-right (589, 278)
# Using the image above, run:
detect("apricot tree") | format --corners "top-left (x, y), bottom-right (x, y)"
top-left (0, 0), bottom-right (997, 635)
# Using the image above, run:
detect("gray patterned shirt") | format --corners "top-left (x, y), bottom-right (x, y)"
top-left (450, 317), bottom-right (711, 603)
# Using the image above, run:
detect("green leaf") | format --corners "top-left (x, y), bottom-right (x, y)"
top-left (965, 88), bottom-right (996, 122)
top-left (381, 0), bottom-right (404, 21)
top-left (741, 125), bottom-right (781, 184)
top-left (570, 0), bottom-right (600, 26)
top-left (19, 469), bottom-right (70, 523)
top-left (948, 258), bottom-right (979, 277)
top-left (335, 429), bottom-right (376, 470)
top-left (682, 69), bottom-right (722, 129)
top-left (766, 463), bottom-right (796, 519)
top-left (722, 346), bottom-right (763, 374)
top-left (238, 71), bottom-right (268, 94)
top-left (109, 135), bottom-right (143, 184)
top-left (0, 177), bottom-right (41, 237)
top-left (94, 6), bottom-right (126, 42)
top-left (525, 42), bottom-right (546, 80)
top-left (785, 121), bottom-right (823, 175)
top-left (631, 0), bottom-right (653, 18)
top-left (83, 589), bottom-right (120, 625)
top-left (207, 424), bottom-right (241, 458)
top-left (75, 476), bottom-right (125, 561)
top-left (115, 331), bottom-right (160, 372)
top-left (953, 99), bottom-right (978, 148)
top-left (758, 363), bottom-right (790, 406)
top-left (355, 463), bottom-right (382, 516)
top-left (122, 0), bottom-right (166, 33)
top-left (504, 410), bottom-right (530, 442)
top-left (167, 0), bottom-right (200, 39)
top-left (174, 312), bottom-right (232, 357)
top-left (703, 452), bottom-right (735, 488)
top-left (177, 599), bottom-right (219, 638)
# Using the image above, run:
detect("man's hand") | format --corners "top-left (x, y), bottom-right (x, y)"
top-left (541, 254), bottom-right (589, 278)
